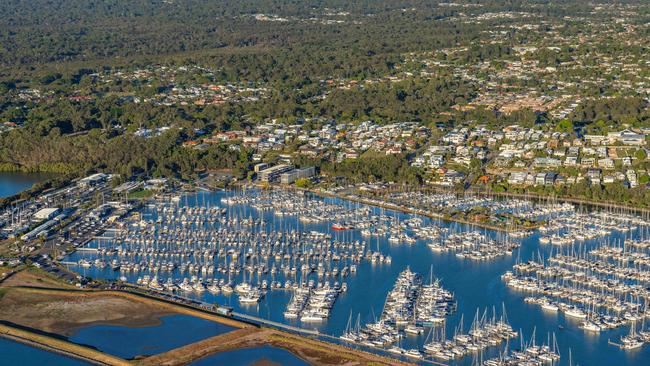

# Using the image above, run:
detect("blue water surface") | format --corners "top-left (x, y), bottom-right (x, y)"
top-left (0, 172), bottom-right (53, 198)
top-left (66, 190), bottom-right (650, 365)
top-left (1, 337), bottom-right (89, 366)
top-left (68, 314), bottom-right (234, 359)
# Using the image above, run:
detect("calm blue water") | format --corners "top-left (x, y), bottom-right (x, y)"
top-left (67, 190), bottom-right (650, 365)
top-left (1, 337), bottom-right (89, 366)
top-left (68, 314), bottom-right (234, 359)
top-left (0, 172), bottom-right (53, 198)
top-left (189, 345), bottom-right (308, 366)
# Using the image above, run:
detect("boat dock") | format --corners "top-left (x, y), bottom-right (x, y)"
top-left (232, 311), bottom-right (320, 336)
top-left (608, 339), bottom-right (623, 347)
top-left (76, 247), bottom-right (98, 252)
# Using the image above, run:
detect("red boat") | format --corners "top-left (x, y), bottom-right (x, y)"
top-left (332, 223), bottom-right (354, 231)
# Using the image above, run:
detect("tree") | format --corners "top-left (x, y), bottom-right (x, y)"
top-left (556, 119), bottom-right (574, 133)
top-left (295, 178), bottom-right (312, 188)
top-left (639, 174), bottom-right (649, 185)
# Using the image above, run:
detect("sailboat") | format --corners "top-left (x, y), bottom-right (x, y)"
top-left (619, 321), bottom-right (644, 350)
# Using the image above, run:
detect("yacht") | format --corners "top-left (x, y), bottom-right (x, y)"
top-left (620, 336), bottom-right (644, 350)
top-left (541, 302), bottom-right (559, 312)
top-left (580, 320), bottom-right (601, 332)
top-left (207, 282), bottom-right (220, 294)
top-left (404, 349), bottom-right (423, 359)
top-left (564, 306), bottom-right (587, 319)
top-left (404, 324), bottom-right (425, 335)
top-left (239, 289), bottom-right (261, 304)
top-left (221, 284), bottom-right (233, 294)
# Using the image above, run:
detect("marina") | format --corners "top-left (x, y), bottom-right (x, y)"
top-left (432, 232), bottom-right (520, 261)
top-left (422, 307), bottom-right (518, 362)
top-left (63, 188), bottom-right (650, 365)
top-left (344, 266), bottom-right (457, 357)
top-left (482, 332), bottom-right (561, 366)
top-left (503, 238), bottom-right (650, 335)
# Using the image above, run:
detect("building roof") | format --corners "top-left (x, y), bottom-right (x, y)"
top-left (34, 207), bottom-right (60, 220)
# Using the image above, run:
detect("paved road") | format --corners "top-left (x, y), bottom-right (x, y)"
top-left (231, 311), bottom-right (320, 336)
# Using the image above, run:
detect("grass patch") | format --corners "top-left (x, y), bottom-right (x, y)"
top-left (127, 189), bottom-right (155, 200)
top-left (4, 266), bottom-right (76, 289)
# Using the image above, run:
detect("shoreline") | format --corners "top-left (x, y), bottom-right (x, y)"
top-left (59, 312), bottom-right (170, 338)
top-left (0, 286), bottom-right (175, 337)
top-left (249, 183), bottom-right (529, 233)
top-left (242, 183), bottom-right (648, 233)
top-left (0, 322), bottom-right (130, 366)
top-left (2, 285), bottom-right (413, 366)
top-left (465, 189), bottom-right (650, 215)
top-left (176, 183), bottom-right (528, 233)
top-left (138, 326), bottom-right (414, 366)
top-left (312, 188), bottom-right (533, 233)
top-left (6, 286), bottom-right (251, 330)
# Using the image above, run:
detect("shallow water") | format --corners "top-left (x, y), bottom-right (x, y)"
top-left (67, 190), bottom-right (650, 365)
top-left (189, 345), bottom-right (309, 366)
top-left (0, 172), bottom-right (54, 198)
top-left (68, 314), bottom-right (234, 358)
top-left (1, 337), bottom-right (89, 365)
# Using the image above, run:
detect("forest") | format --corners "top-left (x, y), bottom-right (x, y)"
top-left (1, 0), bottom-right (649, 186)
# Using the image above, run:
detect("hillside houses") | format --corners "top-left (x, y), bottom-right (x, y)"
top-left (607, 129), bottom-right (646, 146)
top-left (406, 123), bottom-right (648, 189)
top-left (194, 115), bottom-right (647, 192)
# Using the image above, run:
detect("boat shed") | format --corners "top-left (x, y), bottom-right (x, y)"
top-left (33, 207), bottom-right (61, 221)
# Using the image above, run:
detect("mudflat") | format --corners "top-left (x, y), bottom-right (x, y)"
top-left (141, 327), bottom-right (412, 366)
top-left (0, 288), bottom-right (173, 336)
top-left (1, 267), bottom-right (77, 289)
top-left (0, 269), bottom-right (410, 366)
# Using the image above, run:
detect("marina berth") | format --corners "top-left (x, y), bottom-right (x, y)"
top-left (70, 192), bottom-right (374, 309)
top-left (379, 191), bottom-right (576, 232)
top-left (423, 306), bottom-right (518, 361)
top-left (538, 210), bottom-right (645, 246)
top-left (483, 332), bottom-right (561, 365)
top-left (609, 321), bottom-right (650, 350)
top-left (341, 267), bottom-right (458, 355)
top-left (431, 231), bottom-right (520, 261)
top-left (505, 236), bottom-right (650, 334)
top-left (60, 186), bottom-right (650, 362)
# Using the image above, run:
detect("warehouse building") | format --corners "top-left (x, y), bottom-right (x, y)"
top-left (280, 167), bottom-right (316, 184)
top-left (258, 164), bottom-right (294, 182)
top-left (79, 173), bottom-right (108, 187)
top-left (33, 207), bottom-right (61, 221)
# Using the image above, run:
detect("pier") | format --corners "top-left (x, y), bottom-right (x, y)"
top-left (93, 236), bottom-right (115, 240)
top-left (76, 247), bottom-right (98, 252)
top-left (232, 311), bottom-right (320, 336)
top-left (608, 339), bottom-right (624, 348)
